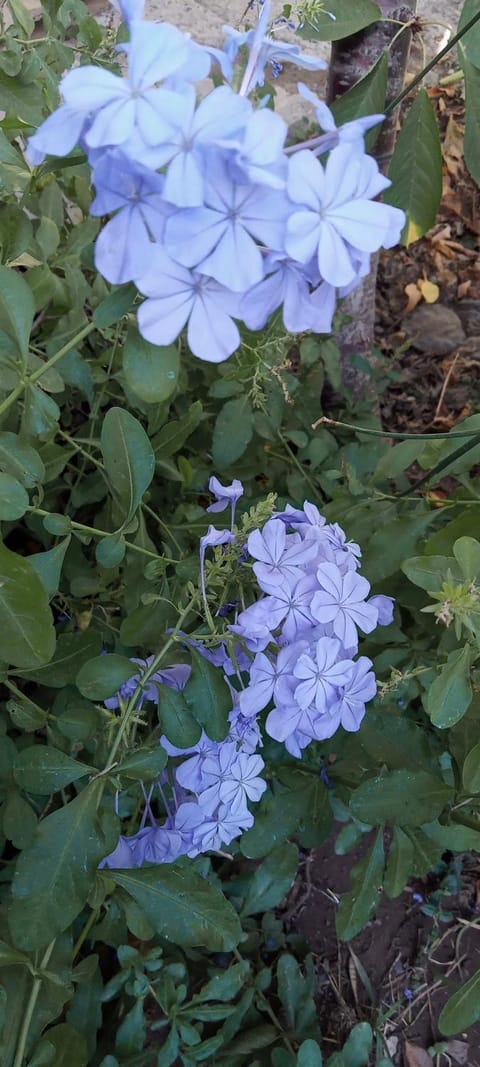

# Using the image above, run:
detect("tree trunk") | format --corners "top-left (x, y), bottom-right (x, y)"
top-left (327, 3), bottom-right (417, 395)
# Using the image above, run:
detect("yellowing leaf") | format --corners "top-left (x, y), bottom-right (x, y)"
top-left (419, 279), bottom-right (440, 303)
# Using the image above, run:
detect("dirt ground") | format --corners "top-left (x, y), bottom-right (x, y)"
top-left (286, 839), bottom-right (480, 1066)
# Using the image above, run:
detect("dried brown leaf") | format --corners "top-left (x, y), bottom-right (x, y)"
top-left (404, 1040), bottom-right (434, 1067)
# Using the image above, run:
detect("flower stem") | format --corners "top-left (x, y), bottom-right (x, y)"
top-left (13, 940), bottom-right (56, 1067)
top-left (104, 596), bottom-right (197, 768)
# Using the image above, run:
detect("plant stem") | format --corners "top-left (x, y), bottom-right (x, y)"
top-left (312, 416), bottom-right (480, 440)
top-left (105, 596), bottom-right (197, 767)
top-left (28, 507), bottom-right (160, 560)
top-left (385, 7), bottom-right (480, 114)
top-left (450, 810), bottom-right (480, 833)
top-left (13, 940), bottom-right (56, 1067)
top-left (0, 322), bottom-right (96, 422)
top-left (72, 909), bottom-right (100, 960)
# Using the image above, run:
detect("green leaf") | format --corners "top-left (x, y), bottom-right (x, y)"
top-left (152, 401), bottom-right (203, 459)
top-left (331, 52), bottom-right (387, 149)
top-left (29, 536), bottom-right (71, 599)
top-left (18, 631), bottom-right (102, 688)
top-left (7, 0), bottom-right (35, 35)
top-left (0, 204), bottom-right (32, 263)
top-left (108, 864), bottom-right (242, 950)
top-left (0, 540), bottom-right (55, 668)
top-left (453, 536), bottom-right (480, 581)
top-left (336, 830), bottom-right (384, 941)
top-left (35, 216), bottom-right (60, 261)
top-left (384, 827), bottom-right (414, 898)
top-left (95, 533), bottom-right (126, 568)
top-left (0, 473), bottom-right (28, 519)
top-left (3, 790), bottom-right (37, 849)
top-left (22, 384), bottom-right (60, 438)
top-left (297, 1039), bottom-right (323, 1067)
top-left (0, 264), bottom-right (34, 359)
top-left (329, 1023), bottom-right (373, 1067)
top-left (425, 646), bottom-right (473, 729)
top-left (350, 770), bottom-right (453, 826)
top-left (373, 438), bottom-right (422, 483)
top-left (297, 0), bottom-right (381, 41)
top-left (459, 46), bottom-right (480, 185)
top-left (42, 513), bottom-right (72, 536)
top-left (115, 746), bottom-right (167, 781)
top-left (384, 89), bottom-right (442, 245)
top-left (462, 740), bottom-right (480, 793)
top-left (100, 407), bottom-right (155, 525)
top-left (212, 396), bottom-right (254, 468)
top-left (184, 649), bottom-right (231, 741)
top-left (0, 432), bottom-right (44, 488)
top-left (361, 512), bottom-right (434, 581)
top-left (76, 653), bottom-right (135, 701)
top-left (32, 1023), bottom-right (88, 1067)
top-left (13, 745), bottom-right (94, 794)
top-left (276, 953), bottom-right (317, 1035)
top-left (241, 844), bottom-right (298, 916)
top-left (402, 554), bottom-right (454, 593)
top-left (9, 781), bottom-right (118, 950)
top-left (439, 966), bottom-right (480, 1035)
top-left (122, 326), bottom-right (180, 403)
top-left (158, 685), bottom-right (202, 749)
top-left (93, 285), bottom-right (137, 328)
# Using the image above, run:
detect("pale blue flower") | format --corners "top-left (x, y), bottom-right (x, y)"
top-left (61, 21), bottom-right (189, 149)
top-left (90, 151), bottom-right (170, 283)
top-left (207, 476), bottom-right (244, 529)
top-left (293, 637), bottom-right (353, 711)
top-left (286, 146), bottom-right (405, 287)
top-left (311, 563), bottom-right (378, 648)
top-left (135, 248), bottom-right (242, 363)
top-left (247, 517), bottom-right (317, 591)
top-left (131, 85), bottom-right (251, 207)
top-left (331, 656), bottom-right (376, 732)
top-left (164, 152), bottom-right (288, 292)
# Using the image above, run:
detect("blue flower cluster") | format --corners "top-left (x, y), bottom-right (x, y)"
top-left (101, 483), bottom-right (393, 868)
top-left (102, 701), bottom-right (266, 868)
top-left (27, 0), bottom-right (405, 363)
top-left (231, 501), bottom-right (393, 756)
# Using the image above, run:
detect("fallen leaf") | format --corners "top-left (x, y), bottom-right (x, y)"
top-left (419, 279), bottom-right (440, 303)
top-left (404, 1041), bottom-right (434, 1067)
top-left (404, 282), bottom-right (423, 313)
top-left (445, 1039), bottom-right (469, 1065)
top-left (458, 281), bottom-right (472, 298)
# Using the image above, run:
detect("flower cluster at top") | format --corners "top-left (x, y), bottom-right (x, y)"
top-left (26, 0), bottom-right (405, 364)
top-left (102, 479), bottom-right (393, 869)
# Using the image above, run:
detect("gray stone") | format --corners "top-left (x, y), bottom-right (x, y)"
top-left (402, 303), bottom-right (466, 355)
top-left (455, 300), bottom-right (480, 336)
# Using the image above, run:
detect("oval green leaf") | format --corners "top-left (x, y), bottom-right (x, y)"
top-left (350, 770), bottom-right (453, 826)
top-left (0, 540), bottom-right (56, 668)
top-left (0, 473), bottom-right (29, 519)
top-left (108, 864), bottom-right (242, 951)
top-left (13, 745), bottom-right (94, 795)
top-left (76, 653), bottom-right (135, 701)
top-left (100, 407), bottom-right (155, 525)
top-left (123, 326), bottom-right (179, 403)
top-left (384, 88), bottom-right (442, 245)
